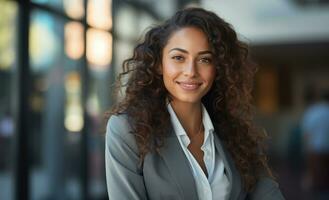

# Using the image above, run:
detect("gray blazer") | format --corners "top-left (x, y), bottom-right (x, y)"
top-left (105, 114), bottom-right (285, 200)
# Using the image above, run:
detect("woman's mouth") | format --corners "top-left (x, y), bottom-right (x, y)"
top-left (176, 81), bottom-right (202, 91)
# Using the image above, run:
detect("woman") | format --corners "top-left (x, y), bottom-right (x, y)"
top-left (105, 7), bottom-right (284, 200)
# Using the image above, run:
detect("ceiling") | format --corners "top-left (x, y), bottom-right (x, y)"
top-left (201, 0), bottom-right (329, 45)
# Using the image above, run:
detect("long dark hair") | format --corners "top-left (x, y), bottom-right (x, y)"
top-left (108, 7), bottom-right (273, 191)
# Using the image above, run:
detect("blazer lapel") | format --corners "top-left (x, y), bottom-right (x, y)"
top-left (158, 127), bottom-right (243, 200)
top-left (159, 129), bottom-right (198, 200)
top-left (213, 133), bottom-right (242, 200)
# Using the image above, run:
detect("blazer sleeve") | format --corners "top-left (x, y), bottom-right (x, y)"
top-left (248, 177), bottom-right (285, 200)
top-left (105, 114), bottom-right (148, 200)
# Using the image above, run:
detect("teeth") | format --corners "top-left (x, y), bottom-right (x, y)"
top-left (182, 83), bottom-right (197, 86)
top-left (178, 82), bottom-right (200, 90)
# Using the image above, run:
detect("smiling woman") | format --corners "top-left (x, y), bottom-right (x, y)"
top-left (105, 7), bottom-right (285, 200)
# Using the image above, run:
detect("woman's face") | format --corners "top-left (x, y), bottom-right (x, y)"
top-left (161, 27), bottom-right (216, 105)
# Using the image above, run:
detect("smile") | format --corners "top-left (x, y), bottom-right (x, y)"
top-left (176, 81), bottom-right (202, 91)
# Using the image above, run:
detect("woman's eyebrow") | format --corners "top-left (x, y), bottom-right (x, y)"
top-left (169, 48), bottom-right (188, 54)
top-left (168, 48), bottom-right (213, 55)
top-left (198, 50), bottom-right (213, 55)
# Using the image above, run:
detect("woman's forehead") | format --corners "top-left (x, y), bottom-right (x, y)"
top-left (163, 27), bottom-right (211, 54)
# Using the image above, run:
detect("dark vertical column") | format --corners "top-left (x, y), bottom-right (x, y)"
top-left (110, 0), bottom-right (118, 99)
top-left (15, 0), bottom-right (30, 200)
top-left (81, 0), bottom-right (89, 199)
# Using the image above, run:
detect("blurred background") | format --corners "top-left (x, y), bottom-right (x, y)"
top-left (0, 0), bottom-right (328, 199)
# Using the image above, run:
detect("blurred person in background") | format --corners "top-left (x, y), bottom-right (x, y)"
top-left (0, 110), bottom-right (14, 170)
top-left (105, 7), bottom-right (284, 200)
top-left (301, 89), bottom-right (329, 200)
top-left (287, 85), bottom-right (319, 176)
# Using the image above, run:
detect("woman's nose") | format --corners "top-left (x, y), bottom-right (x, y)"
top-left (183, 61), bottom-right (197, 77)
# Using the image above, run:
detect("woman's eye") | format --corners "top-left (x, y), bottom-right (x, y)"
top-left (199, 57), bottom-right (212, 64)
top-left (171, 56), bottom-right (184, 61)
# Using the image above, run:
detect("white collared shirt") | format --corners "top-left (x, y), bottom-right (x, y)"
top-left (167, 103), bottom-right (230, 200)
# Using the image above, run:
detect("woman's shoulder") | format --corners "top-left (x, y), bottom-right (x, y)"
top-left (107, 113), bottom-right (129, 127)
top-left (248, 177), bottom-right (285, 200)
top-left (106, 113), bottom-right (133, 134)
top-left (106, 113), bottom-right (140, 153)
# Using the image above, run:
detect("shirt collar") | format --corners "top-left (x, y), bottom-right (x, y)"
top-left (167, 102), bottom-right (215, 137)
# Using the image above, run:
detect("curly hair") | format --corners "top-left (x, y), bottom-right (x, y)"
top-left (108, 7), bottom-right (273, 191)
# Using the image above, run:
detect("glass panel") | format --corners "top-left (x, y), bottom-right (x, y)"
top-left (0, 1), bottom-right (17, 200)
top-left (32, 0), bottom-right (85, 20)
top-left (31, 0), bottom-right (62, 10)
top-left (0, 1), bottom-right (17, 70)
top-left (138, 11), bottom-right (158, 37)
top-left (87, 0), bottom-right (112, 30)
top-left (64, 72), bottom-right (84, 133)
top-left (63, 0), bottom-right (84, 20)
top-left (65, 21), bottom-right (84, 60)
top-left (86, 28), bottom-right (112, 69)
top-left (113, 39), bottom-right (134, 75)
top-left (29, 10), bottom-right (84, 200)
top-left (86, 73), bottom-right (109, 199)
top-left (115, 5), bottom-right (138, 40)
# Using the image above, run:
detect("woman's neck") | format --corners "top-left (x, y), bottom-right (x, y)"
top-left (170, 100), bottom-right (202, 137)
